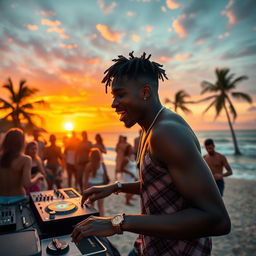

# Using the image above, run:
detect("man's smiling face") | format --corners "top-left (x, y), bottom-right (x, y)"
top-left (111, 77), bottom-right (144, 128)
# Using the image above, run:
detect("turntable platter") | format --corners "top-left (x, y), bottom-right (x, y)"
top-left (46, 201), bottom-right (77, 214)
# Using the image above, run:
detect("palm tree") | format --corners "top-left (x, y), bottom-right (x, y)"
top-left (165, 90), bottom-right (192, 114)
top-left (201, 68), bottom-right (252, 155)
top-left (0, 78), bottom-right (45, 130)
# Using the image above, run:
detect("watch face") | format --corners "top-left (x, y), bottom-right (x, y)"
top-left (113, 215), bottom-right (123, 225)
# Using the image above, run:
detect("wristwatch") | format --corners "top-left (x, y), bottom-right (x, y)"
top-left (114, 181), bottom-right (123, 194)
top-left (111, 213), bottom-right (125, 234)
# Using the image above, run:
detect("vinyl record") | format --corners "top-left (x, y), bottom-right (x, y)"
top-left (46, 201), bottom-right (77, 214)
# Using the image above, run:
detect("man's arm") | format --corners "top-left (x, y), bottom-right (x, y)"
top-left (222, 155), bottom-right (233, 177)
top-left (122, 122), bottom-right (230, 239)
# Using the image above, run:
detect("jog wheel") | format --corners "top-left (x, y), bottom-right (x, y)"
top-left (46, 201), bottom-right (77, 215)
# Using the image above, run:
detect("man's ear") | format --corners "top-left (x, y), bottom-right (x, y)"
top-left (141, 85), bottom-right (151, 100)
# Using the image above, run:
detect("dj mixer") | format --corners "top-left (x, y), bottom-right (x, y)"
top-left (30, 188), bottom-right (99, 237)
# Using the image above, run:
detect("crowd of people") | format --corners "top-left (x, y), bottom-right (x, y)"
top-left (0, 127), bottom-right (141, 214)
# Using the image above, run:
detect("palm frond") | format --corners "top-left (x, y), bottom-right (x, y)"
top-left (21, 103), bottom-right (33, 109)
top-left (231, 92), bottom-right (252, 103)
top-left (201, 81), bottom-right (217, 94)
top-left (203, 98), bottom-right (217, 114)
top-left (0, 98), bottom-right (15, 110)
top-left (180, 105), bottom-right (192, 114)
top-left (3, 78), bottom-right (17, 102)
top-left (228, 76), bottom-right (248, 89)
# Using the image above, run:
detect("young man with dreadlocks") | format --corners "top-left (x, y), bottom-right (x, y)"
top-left (72, 52), bottom-right (231, 256)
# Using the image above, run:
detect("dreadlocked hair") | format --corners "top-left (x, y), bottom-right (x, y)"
top-left (102, 51), bottom-right (168, 93)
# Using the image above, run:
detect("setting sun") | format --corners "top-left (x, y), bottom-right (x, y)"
top-left (64, 122), bottom-right (74, 131)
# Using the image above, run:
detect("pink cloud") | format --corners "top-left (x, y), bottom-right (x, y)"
top-left (127, 11), bottom-right (136, 16)
top-left (160, 56), bottom-right (171, 62)
top-left (96, 24), bottom-right (122, 43)
top-left (166, 0), bottom-right (180, 10)
top-left (97, 0), bottom-right (117, 14)
top-left (175, 53), bottom-right (191, 61)
top-left (218, 32), bottom-right (230, 39)
top-left (195, 39), bottom-right (205, 45)
top-left (221, 0), bottom-right (236, 26)
top-left (143, 25), bottom-right (154, 33)
top-left (41, 19), bottom-right (61, 27)
top-left (161, 6), bottom-right (167, 12)
top-left (59, 43), bottom-right (78, 49)
top-left (39, 10), bottom-right (56, 16)
top-left (172, 15), bottom-right (187, 38)
top-left (27, 24), bottom-right (38, 30)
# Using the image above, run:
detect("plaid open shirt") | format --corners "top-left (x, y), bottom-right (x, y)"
top-left (134, 150), bottom-right (212, 256)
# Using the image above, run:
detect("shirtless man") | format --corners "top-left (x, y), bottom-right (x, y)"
top-left (72, 52), bottom-right (231, 255)
top-left (44, 134), bottom-right (64, 189)
top-left (203, 139), bottom-right (233, 196)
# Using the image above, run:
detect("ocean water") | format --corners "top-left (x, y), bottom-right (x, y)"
top-left (54, 129), bottom-right (256, 181)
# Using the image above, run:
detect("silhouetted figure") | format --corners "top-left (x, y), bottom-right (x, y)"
top-left (33, 129), bottom-right (45, 160)
top-left (64, 131), bottom-right (80, 188)
top-left (44, 134), bottom-right (64, 190)
top-left (204, 139), bottom-right (233, 196)
top-left (0, 128), bottom-right (43, 204)
top-left (94, 133), bottom-right (107, 154)
top-left (76, 131), bottom-right (92, 192)
top-left (25, 141), bottom-right (45, 193)
top-left (115, 135), bottom-right (128, 180)
top-left (84, 148), bottom-right (109, 216)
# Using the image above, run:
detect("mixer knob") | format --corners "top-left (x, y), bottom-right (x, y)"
top-left (49, 210), bottom-right (56, 219)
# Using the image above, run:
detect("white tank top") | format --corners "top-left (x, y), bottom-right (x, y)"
top-left (89, 163), bottom-right (104, 184)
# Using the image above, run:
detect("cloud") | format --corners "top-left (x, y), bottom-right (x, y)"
top-left (97, 0), bottom-right (117, 14)
top-left (221, 44), bottom-right (256, 60)
top-left (59, 43), bottom-right (78, 49)
top-left (41, 19), bottom-right (61, 27)
top-left (47, 27), bottom-right (70, 39)
top-left (131, 35), bottom-right (140, 42)
top-left (172, 15), bottom-right (187, 38)
top-left (175, 53), bottom-right (191, 61)
top-left (166, 0), bottom-right (180, 10)
top-left (39, 10), bottom-right (56, 16)
top-left (127, 11), bottom-right (136, 16)
top-left (142, 26), bottom-right (154, 33)
top-left (195, 39), bottom-right (205, 45)
top-left (27, 25), bottom-right (38, 31)
top-left (221, 0), bottom-right (256, 27)
top-left (159, 56), bottom-right (171, 62)
top-left (218, 32), bottom-right (230, 39)
top-left (96, 24), bottom-right (122, 43)
top-left (221, 0), bottom-right (236, 26)
top-left (161, 6), bottom-right (167, 12)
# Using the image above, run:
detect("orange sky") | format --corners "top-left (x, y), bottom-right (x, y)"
top-left (0, 0), bottom-right (255, 133)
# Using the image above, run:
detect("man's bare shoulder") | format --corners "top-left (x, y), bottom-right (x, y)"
top-left (151, 110), bottom-right (197, 145)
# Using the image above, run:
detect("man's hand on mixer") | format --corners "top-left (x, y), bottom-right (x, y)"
top-left (81, 183), bottom-right (117, 206)
top-left (71, 216), bottom-right (115, 244)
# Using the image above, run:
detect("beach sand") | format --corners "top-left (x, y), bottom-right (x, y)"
top-left (61, 163), bottom-right (256, 255)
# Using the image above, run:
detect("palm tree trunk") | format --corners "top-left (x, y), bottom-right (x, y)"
top-left (223, 104), bottom-right (241, 155)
